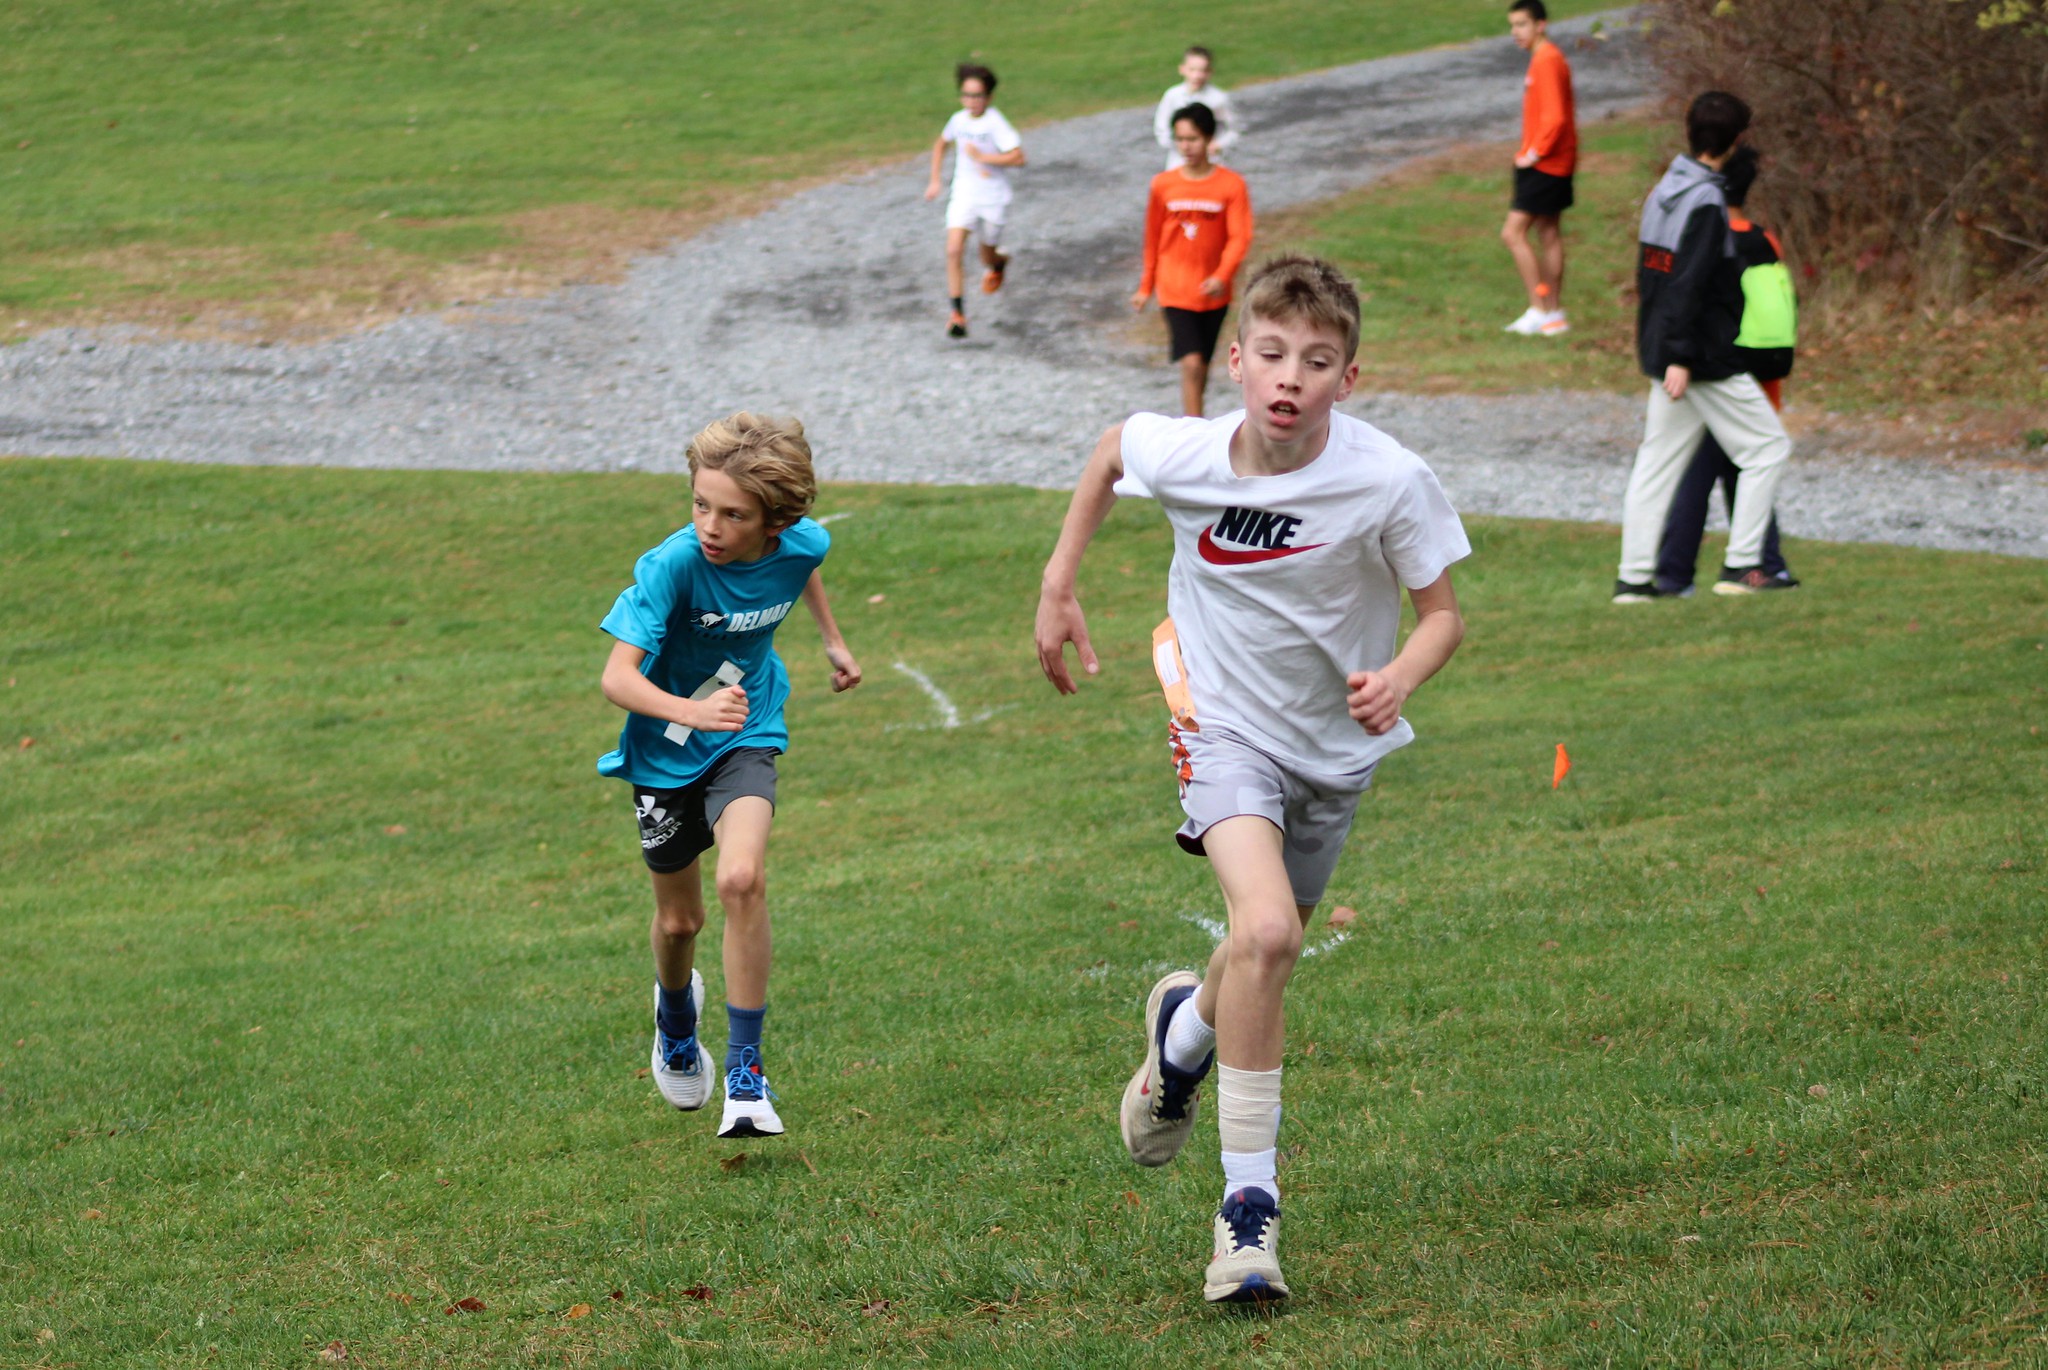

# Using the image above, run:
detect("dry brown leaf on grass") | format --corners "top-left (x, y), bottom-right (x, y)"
top-left (862, 1299), bottom-right (893, 1317)
top-left (679, 1285), bottom-right (714, 1303)
top-left (633, 1067), bottom-right (651, 1079)
top-left (36, 1329), bottom-right (55, 1344)
top-left (18, 737), bottom-right (33, 750)
top-left (444, 1297), bottom-right (486, 1314)
top-left (81, 1208), bottom-right (106, 1220)
top-left (718, 1152), bottom-right (747, 1172)
top-left (319, 1341), bottom-right (349, 1362)
top-left (1328, 905), bottom-right (1358, 927)
top-left (566, 1304), bottom-right (592, 1320)
top-left (384, 824), bottom-right (408, 836)
top-left (608, 1290), bottom-right (625, 1301)
top-left (387, 1292), bottom-right (414, 1306)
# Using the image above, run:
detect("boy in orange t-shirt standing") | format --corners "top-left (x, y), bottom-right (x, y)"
top-left (1500, 0), bottom-right (1576, 337)
top-left (1131, 103), bottom-right (1253, 417)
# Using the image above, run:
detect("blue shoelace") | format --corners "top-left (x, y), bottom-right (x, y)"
top-left (1155, 1063), bottom-right (1203, 1121)
top-left (657, 1029), bottom-right (703, 1075)
top-left (1221, 1190), bottom-right (1278, 1250)
top-left (724, 1045), bottom-right (777, 1102)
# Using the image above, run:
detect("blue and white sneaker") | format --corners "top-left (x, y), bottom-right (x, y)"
top-left (717, 1045), bottom-right (785, 1139)
top-left (1120, 971), bottom-right (1212, 1167)
top-left (1204, 1187), bottom-right (1289, 1304)
top-left (650, 970), bottom-right (713, 1112)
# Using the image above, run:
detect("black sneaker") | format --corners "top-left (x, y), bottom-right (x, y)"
top-left (1612, 579), bottom-right (1672, 604)
top-left (1713, 566), bottom-right (1799, 596)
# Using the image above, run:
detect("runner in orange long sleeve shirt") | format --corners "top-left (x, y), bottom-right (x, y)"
top-left (1501, 0), bottom-right (1577, 337)
top-left (1130, 103), bottom-right (1253, 417)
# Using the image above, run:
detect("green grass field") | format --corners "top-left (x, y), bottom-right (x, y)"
top-left (4, 458), bottom-right (2045, 1366)
top-left (0, 0), bottom-right (1612, 324)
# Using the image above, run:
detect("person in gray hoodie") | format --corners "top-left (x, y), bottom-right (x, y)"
top-left (1613, 91), bottom-right (1793, 602)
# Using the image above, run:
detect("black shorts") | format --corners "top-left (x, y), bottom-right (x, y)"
top-left (1511, 166), bottom-right (1574, 217)
top-left (1162, 305), bottom-right (1229, 364)
top-left (630, 748), bottom-right (778, 874)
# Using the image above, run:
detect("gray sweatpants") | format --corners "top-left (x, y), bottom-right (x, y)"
top-left (1619, 374), bottom-right (1792, 581)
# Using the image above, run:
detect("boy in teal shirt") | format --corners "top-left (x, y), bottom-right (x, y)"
top-left (598, 412), bottom-right (861, 1138)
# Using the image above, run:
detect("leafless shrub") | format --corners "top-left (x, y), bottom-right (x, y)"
top-left (1643, 0), bottom-right (2048, 306)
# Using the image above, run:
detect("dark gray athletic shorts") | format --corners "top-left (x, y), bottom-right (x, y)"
top-left (1163, 305), bottom-right (1229, 364)
top-left (1170, 724), bottom-right (1375, 907)
top-left (1511, 165), bottom-right (1574, 217)
top-left (630, 747), bottom-right (778, 874)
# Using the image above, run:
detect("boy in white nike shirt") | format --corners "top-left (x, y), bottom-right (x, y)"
top-left (925, 62), bottom-right (1026, 339)
top-left (1035, 256), bottom-right (1469, 1304)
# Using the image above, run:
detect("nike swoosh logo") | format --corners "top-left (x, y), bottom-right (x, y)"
top-left (1197, 526), bottom-right (1328, 565)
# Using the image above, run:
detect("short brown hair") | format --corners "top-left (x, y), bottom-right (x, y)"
top-left (684, 412), bottom-right (818, 529)
top-left (1236, 255), bottom-right (1362, 361)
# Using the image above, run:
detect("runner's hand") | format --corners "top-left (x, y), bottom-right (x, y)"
top-left (1345, 670), bottom-right (1408, 736)
top-left (1663, 364), bottom-right (1690, 401)
top-left (1199, 277), bottom-right (1226, 299)
top-left (923, 179), bottom-right (942, 202)
top-left (1035, 589), bottom-right (1098, 695)
top-left (1130, 289), bottom-right (1151, 312)
top-left (689, 685), bottom-right (749, 732)
top-left (825, 645), bottom-right (862, 693)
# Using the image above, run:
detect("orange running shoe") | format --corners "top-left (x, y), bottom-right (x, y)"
top-left (946, 310), bottom-right (968, 339)
top-left (981, 255), bottom-right (1008, 294)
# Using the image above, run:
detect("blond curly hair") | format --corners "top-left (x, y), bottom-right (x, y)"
top-left (684, 412), bottom-right (819, 529)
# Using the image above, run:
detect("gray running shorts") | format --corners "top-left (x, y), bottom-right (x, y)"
top-left (1170, 724), bottom-right (1374, 907)
top-left (630, 747), bottom-right (778, 874)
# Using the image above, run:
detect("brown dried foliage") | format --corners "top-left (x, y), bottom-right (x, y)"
top-left (1644, 0), bottom-right (2048, 303)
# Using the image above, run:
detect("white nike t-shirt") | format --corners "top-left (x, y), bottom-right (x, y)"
top-left (1115, 409), bottom-right (1471, 773)
top-left (942, 107), bottom-right (1023, 211)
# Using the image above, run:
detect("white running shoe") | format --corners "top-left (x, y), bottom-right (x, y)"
top-left (1119, 971), bottom-right (1210, 1167)
top-left (650, 971), bottom-right (714, 1112)
top-left (717, 1045), bottom-right (785, 1139)
top-left (1504, 307), bottom-right (1546, 335)
top-left (1203, 1188), bottom-right (1289, 1304)
top-left (1539, 310), bottom-right (1571, 336)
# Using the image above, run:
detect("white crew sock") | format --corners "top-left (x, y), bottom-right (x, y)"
top-left (1162, 993), bottom-right (1216, 1073)
top-left (1217, 1064), bottom-right (1283, 1201)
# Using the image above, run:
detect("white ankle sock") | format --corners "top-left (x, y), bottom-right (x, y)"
top-left (1162, 993), bottom-right (1216, 1072)
top-left (1217, 1064), bottom-right (1283, 1200)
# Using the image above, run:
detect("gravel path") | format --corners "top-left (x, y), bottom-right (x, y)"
top-left (3, 12), bottom-right (2042, 559)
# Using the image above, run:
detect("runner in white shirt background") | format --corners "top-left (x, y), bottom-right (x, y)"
top-left (1153, 45), bottom-right (1240, 170)
top-left (925, 62), bottom-right (1025, 339)
top-left (1035, 256), bottom-right (1468, 1305)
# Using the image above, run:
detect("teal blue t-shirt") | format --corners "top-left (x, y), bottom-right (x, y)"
top-left (597, 519), bottom-right (829, 789)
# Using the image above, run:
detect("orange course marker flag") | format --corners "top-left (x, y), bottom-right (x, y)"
top-left (1552, 743), bottom-right (1572, 789)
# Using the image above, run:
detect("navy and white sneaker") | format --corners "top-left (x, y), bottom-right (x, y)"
top-left (717, 1045), bottom-right (785, 1139)
top-left (1120, 971), bottom-right (1212, 1167)
top-left (1204, 1187), bottom-right (1289, 1304)
top-left (650, 970), bottom-right (714, 1112)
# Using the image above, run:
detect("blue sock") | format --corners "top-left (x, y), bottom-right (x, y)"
top-left (656, 980), bottom-right (697, 1042)
top-left (725, 1003), bottom-right (766, 1074)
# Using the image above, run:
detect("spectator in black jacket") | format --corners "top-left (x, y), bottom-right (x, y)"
top-left (1655, 145), bottom-right (1799, 595)
top-left (1613, 92), bottom-right (1793, 602)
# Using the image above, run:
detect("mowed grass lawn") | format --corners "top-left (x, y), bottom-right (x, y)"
top-left (3, 459), bottom-right (2045, 1367)
top-left (0, 0), bottom-right (1615, 324)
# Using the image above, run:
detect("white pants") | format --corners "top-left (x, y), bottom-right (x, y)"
top-left (1619, 374), bottom-right (1791, 581)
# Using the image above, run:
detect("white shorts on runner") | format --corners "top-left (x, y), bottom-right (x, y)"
top-left (1170, 723), bottom-right (1374, 907)
top-left (944, 201), bottom-right (1005, 242)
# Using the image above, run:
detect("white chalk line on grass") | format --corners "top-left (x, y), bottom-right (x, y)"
top-left (1177, 909), bottom-right (1351, 960)
top-left (815, 512), bottom-right (854, 525)
top-left (885, 659), bottom-right (1012, 732)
